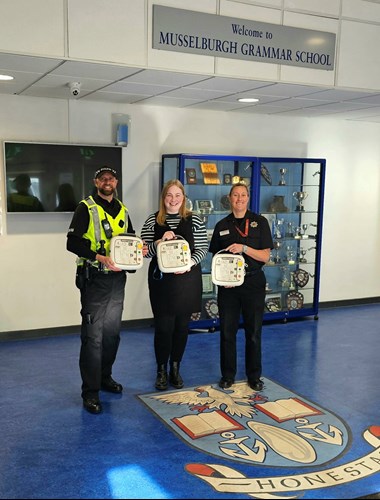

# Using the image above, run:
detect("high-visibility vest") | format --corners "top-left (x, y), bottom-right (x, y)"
top-left (77, 195), bottom-right (129, 268)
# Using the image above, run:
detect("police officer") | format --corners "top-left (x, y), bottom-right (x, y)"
top-left (67, 166), bottom-right (135, 414)
top-left (209, 182), bottom-right (273, 392)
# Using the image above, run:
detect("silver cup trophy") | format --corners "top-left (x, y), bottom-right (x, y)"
top-left (285, 245), bottom-right (296, 265)
top-left (278, 168), bottom-right (287, 186)
top-left (294, 226), bottom-right (302, 239)
top-left (273, 241), bottom-right (282, 263)
top-left (299, 249), bottom-right (308, 263)
top-left (293, 191), bottom-right (309, 211)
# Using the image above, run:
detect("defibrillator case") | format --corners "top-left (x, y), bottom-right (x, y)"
top-left (110, 234), bottom-right (144, 270)
top-left (156, 236), bottom-right (192, 273)
top-left (211, 250), bottom-right (245, 287)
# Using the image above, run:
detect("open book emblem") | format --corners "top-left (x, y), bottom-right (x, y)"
top-left (138, 377), bottom-right (350, 468)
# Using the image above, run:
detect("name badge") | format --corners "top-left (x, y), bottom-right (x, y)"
top-left (220, 230), bottom-right (229, 236)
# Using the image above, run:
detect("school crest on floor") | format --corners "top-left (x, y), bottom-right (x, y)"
top-left (138, 377), bottom-right (350, 468)
top-left (139, 378), bottom-right (380, 498)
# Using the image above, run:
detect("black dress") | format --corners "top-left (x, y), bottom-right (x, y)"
top-left (148, 215), bottom-right (202, 317)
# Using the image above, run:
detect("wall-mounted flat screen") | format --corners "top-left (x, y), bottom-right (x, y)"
top-left (3, 141), bottom-right (123, 213)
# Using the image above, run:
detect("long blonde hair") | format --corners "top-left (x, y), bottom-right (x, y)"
top-left (156, 179), bottom-right (191, 225)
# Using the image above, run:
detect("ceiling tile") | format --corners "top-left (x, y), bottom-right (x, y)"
top-left (159, 87), bottom-right (232, 100)
top-left (0, 53), bottom-right (62, 73)
top-left (103, 81), bottom-right (176, 95)
top-left (121, 69), bottom-right (210, 87)
top-left (49, 60), bottom-right (141, 80)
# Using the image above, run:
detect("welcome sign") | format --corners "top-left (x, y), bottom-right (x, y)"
top-left (153, 5), bottom-right (336, 70)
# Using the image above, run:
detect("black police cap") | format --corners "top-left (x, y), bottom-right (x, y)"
top-left (94, 167), bottom-right (118, 179)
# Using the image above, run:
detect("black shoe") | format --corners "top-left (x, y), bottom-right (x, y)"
top-left (169, 361), bottom-right (184, 389)
top-left (155, 370), bottom-right (168, 391)
top-left (248, 379), bottom-right (264, 391)
top-left (219, 378), bottom-right (234, 389)
top-left (101, 377), bottom-right (123, 394)
top-left (83, 398), bottom-right (102, 414)
top-left (155, 363), bottom-right (168, 391)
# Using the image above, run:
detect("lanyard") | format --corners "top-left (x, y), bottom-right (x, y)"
top-left (234, 218), bottom-right (249, 238)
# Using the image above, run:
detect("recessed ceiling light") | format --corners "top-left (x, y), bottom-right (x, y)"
top-left (0, 74), bottom-right (14, 81)
top-left (238, 97), bottom-right (259, 103)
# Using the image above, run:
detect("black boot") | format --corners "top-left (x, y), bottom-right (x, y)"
top-left (169, 361), bottom-right (184, 389)
top-left (155, 364), bottom-right (168, 391)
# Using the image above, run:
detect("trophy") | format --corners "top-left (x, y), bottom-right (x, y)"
top-left (302, 223), bottom-right (309, 239)
top-left (279, 266), bottom-right (290, 288)
top-left (289, 272), bottom-right (296, 290)
top-left (293, 191), bottom-right (309, 211)
top-left (267, 251), bottom-right (275, 266)
top-left (294, 226), bottom-right (302, 239)
top-left (299, 249), bottom-right (308, 263)
top-left (273, 241), bottom-right (282, 264)
top-left (285, 221), bottom-right (294, 238)
top-left (274, 218), bottom-right (284, 239)
top-left (267, 195), bottom-right (289, 213)
top-left (278, 168), bottom-right (287, 186)
top-left (285, 245), bottom-right (296, 265)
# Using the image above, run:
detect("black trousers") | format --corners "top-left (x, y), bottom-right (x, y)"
top-left (217, 274), bottom-right (266, 382)
top-left (153, 314), bottom-right (191, 366)
top-left (79, 271), bottom-right (126, 399)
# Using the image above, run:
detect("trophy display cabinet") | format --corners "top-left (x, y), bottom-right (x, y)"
top-left (161, 153), bottom-right (326, 331)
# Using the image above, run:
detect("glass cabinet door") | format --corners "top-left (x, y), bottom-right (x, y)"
top-left (257, 158), bottom-right (325, 321)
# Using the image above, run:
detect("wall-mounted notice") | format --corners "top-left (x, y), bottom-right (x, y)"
top-left (153, 5), bottom-right (336, 71)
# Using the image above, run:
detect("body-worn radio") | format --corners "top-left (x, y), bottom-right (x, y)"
top-left (156, 235), bottom-right (192, 273)
top-left (110, 234), bottom-right (144, 270)
top-left (211, 250), bottom-right (245, 287)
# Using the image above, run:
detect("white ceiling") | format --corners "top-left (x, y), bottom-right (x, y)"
top-left (1, 52), bottom-right (380, 123)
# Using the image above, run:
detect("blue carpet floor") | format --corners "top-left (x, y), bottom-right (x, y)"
top-left (0, 304), bottom-right (379, 499)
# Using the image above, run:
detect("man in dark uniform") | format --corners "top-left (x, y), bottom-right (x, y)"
top-left (67, 166), bottom-right (135, 414)
top-left (209, 182), bottom-right (273, 392)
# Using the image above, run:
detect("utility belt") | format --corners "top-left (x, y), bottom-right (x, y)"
top-left (81, 262), bottom-right (124, 274)
top-left (77, 257), bottom-right (113, 272)
top-left (75, 261), bottom-right (123, 289)
top-left (94, 269), bottom-right (122, 275)
top-left (89, 264), bottom-right (121, 275)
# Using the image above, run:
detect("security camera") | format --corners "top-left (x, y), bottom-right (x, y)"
top-left (68, 82), bottom-right (81, 97)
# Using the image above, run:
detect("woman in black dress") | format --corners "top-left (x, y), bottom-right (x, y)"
top-left (141, 180), bottom-right (208, 390)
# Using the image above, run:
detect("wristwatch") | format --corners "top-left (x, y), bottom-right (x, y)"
top-left (242, 244), bottom-right (248, 254)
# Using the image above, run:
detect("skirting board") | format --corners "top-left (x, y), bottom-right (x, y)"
top-left (1, 297), bottom-right (379, 342)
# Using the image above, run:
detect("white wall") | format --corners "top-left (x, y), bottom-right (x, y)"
top-left (1, 93), bottom-right (380, 334)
